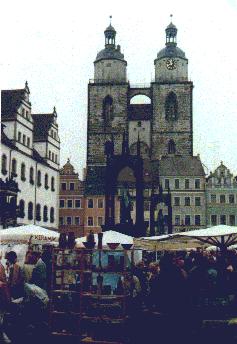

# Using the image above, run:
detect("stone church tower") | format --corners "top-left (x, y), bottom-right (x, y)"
top-left (152, 20), bottom-right (193, 159)
top-left (87, 19), bottom-right (193, 167)
top-left (87, 23), bottom-right (129, 167)
top-left (86, 18), bottom-right (206, 233)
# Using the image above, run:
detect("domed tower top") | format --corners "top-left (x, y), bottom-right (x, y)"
top-left (165, 17), bottom-right (178, 46)
top-left (94, 17), bottom-right (127, 83)
top-left (104, 23), bottom-right (116, 47)
top-left (154, 15), bottom-right (188, 82)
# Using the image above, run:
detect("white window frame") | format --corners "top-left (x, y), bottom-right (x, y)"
top-left (87, 216), bottom-right (94, 226)
top-left (184, 215), bottom-right (191, 226)
top-left (87, 199), bottom-right (94, 209)
top-left (195, 179), bottom-right (200, 189)
top-left (174, 197), bottom-right (180, 206)
top-left (220, 214), bottom-right (226, 225)
top-left (69, 182), bottom-right (75, 191)
top-left (75, 199), bottom-right (81, 208)
top-left (97, 198), bottom-right (104, 209)
top-left (67, 199), bottom-right (73, 208)
top-left (66, 216), bottom-right (72, 225)
top-left (195, 214), bottom-right (201, 226)
top-left (97, 216), bottom-right (103, 226)
top-left (59, 199), bottom-right (65, 208)
top-left (174, 214), bottom-right (181, 226)
top-left (195, 197), bottom-right (201, 206)
top-left (75, 217), bottom-right (80, 225)
top-left (61, 182), bottom-right (67, 191)
top-left (229, 215), bottom-right (235, 226)
top-left (210, 214), bottom-right (218, 226)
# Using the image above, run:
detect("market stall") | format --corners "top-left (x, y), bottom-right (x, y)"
top-left (0, 225), bottom-right (59, 266)
top-left (0, 225), bottom-right (59, 245)
top-left (134, 233), bottom-right (206, 251)
top-left (76, 230), bottom-right (133, 248)
top-left (176, 225), bottom-right (237, 252)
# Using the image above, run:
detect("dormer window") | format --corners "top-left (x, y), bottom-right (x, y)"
top-left (18, 132), bottom-right (21, 142)
top-left (25, 110), bottom-right (29, 120)
top-left (23, 134), bottom-right (26, 145)
top-left (52, 153), bottom-right (55, 162)
top-left (27, 137), bottom-right (30, 147)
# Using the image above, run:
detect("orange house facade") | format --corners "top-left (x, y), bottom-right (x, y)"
top-left (59, 160), bottom-right (85, 237)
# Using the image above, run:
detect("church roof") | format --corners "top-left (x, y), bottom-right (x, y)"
top-left (84, 156), bottom-right (205, 195)
top-left (1, 89), bottom-right (26, 119)
top-left (32, 113), bottom-right (56, 141)
top-left (105, 24), bottom-right (116, 33)
top-left (95, 47), bottom-right (126, 63)
top-left (1, 124), bottom-right (16, 149)
top-left (156, 45), bottom-right (186, 60)
top-left (158, 155), bottom-right (205, 176)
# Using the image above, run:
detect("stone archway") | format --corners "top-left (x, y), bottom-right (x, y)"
top-left (103, 139), bottom-right (147, 237)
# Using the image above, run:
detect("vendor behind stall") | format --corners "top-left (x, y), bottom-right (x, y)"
top-left (31, 252), bottom-right (47, 291)
top-left (5, 251), bottom-right (24, 299)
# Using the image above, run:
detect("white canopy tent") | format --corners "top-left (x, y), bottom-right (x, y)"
top-left (176, 225), bottom-right (237, 251)
top-left (76, 230), bottom-right (134, 248)
top-left (134, 233), bottom-right (205, 251)
top-left (0, 225), bottom-right (59, 245)
top-left (134, 226), bottom-right (237, 252)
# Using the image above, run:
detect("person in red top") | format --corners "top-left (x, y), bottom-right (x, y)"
top-left (5, 251), bottom-right (24, 299)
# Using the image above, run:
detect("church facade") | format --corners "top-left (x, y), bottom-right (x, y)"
top-left (85, 20), bottom-right (206, 234)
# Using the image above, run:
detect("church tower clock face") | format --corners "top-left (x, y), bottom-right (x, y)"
top-left (166, 58), bottom-right (176, 70)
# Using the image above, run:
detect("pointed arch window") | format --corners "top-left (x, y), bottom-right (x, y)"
top-left (1, 154), bottom-right (7, 175)
top-left (168, 139), bottom-right (176, 154)
top-left (21, 163), bottom-right (26, 181)
top-left (28, 202), bottom-right (33, 220)
top-left (50, 207), bottom-right (55, 223)
top-left (165, 92), bottom-right (178, 121)
top-left (11, 159), bottom-right (17, 177)
top-left (51, 177), bottom-right (55, 191)
top-left (103, 95), bottom-right (113, 127)
top-left (43, 205), bottom-right (48, 222)
top-left (37, 170), bottom-right (41, 187)
top-left (45, 173), bottom-right (49, 189)
top-left (19, 199), bottom-right (25, 218)
top-left (30, 167), bottom-right (34, 185)
top-left (36, 204), bottom-right (41, 221)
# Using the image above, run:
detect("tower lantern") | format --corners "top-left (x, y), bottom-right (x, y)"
top-left (165, 14), bottom-right (177, 45)
top-left (104, 16), bottom-right (116, 47)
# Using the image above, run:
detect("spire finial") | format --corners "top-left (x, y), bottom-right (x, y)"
top-left (25, 80), bottom-right (28, 88)
top-left (109, 15), bottom-right (112, 25)
top-left (170, 14), bottom-right (173, 22)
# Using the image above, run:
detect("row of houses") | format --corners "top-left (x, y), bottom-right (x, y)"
top-left (58, 159), bottom-right (237, 237)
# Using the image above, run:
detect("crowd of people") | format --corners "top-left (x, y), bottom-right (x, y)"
top-left (0, 249), bottom-right (51, 343)
top-left (124, 248), bottom-right (237, 315)
top-left (1, 246), bottom-right (237, 343)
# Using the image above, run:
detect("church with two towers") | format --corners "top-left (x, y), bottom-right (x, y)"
top-left (85, 18), bottom-right (206, 235)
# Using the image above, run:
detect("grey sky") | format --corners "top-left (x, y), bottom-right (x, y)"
top-left (1, 0), bottom-right (237, 177)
